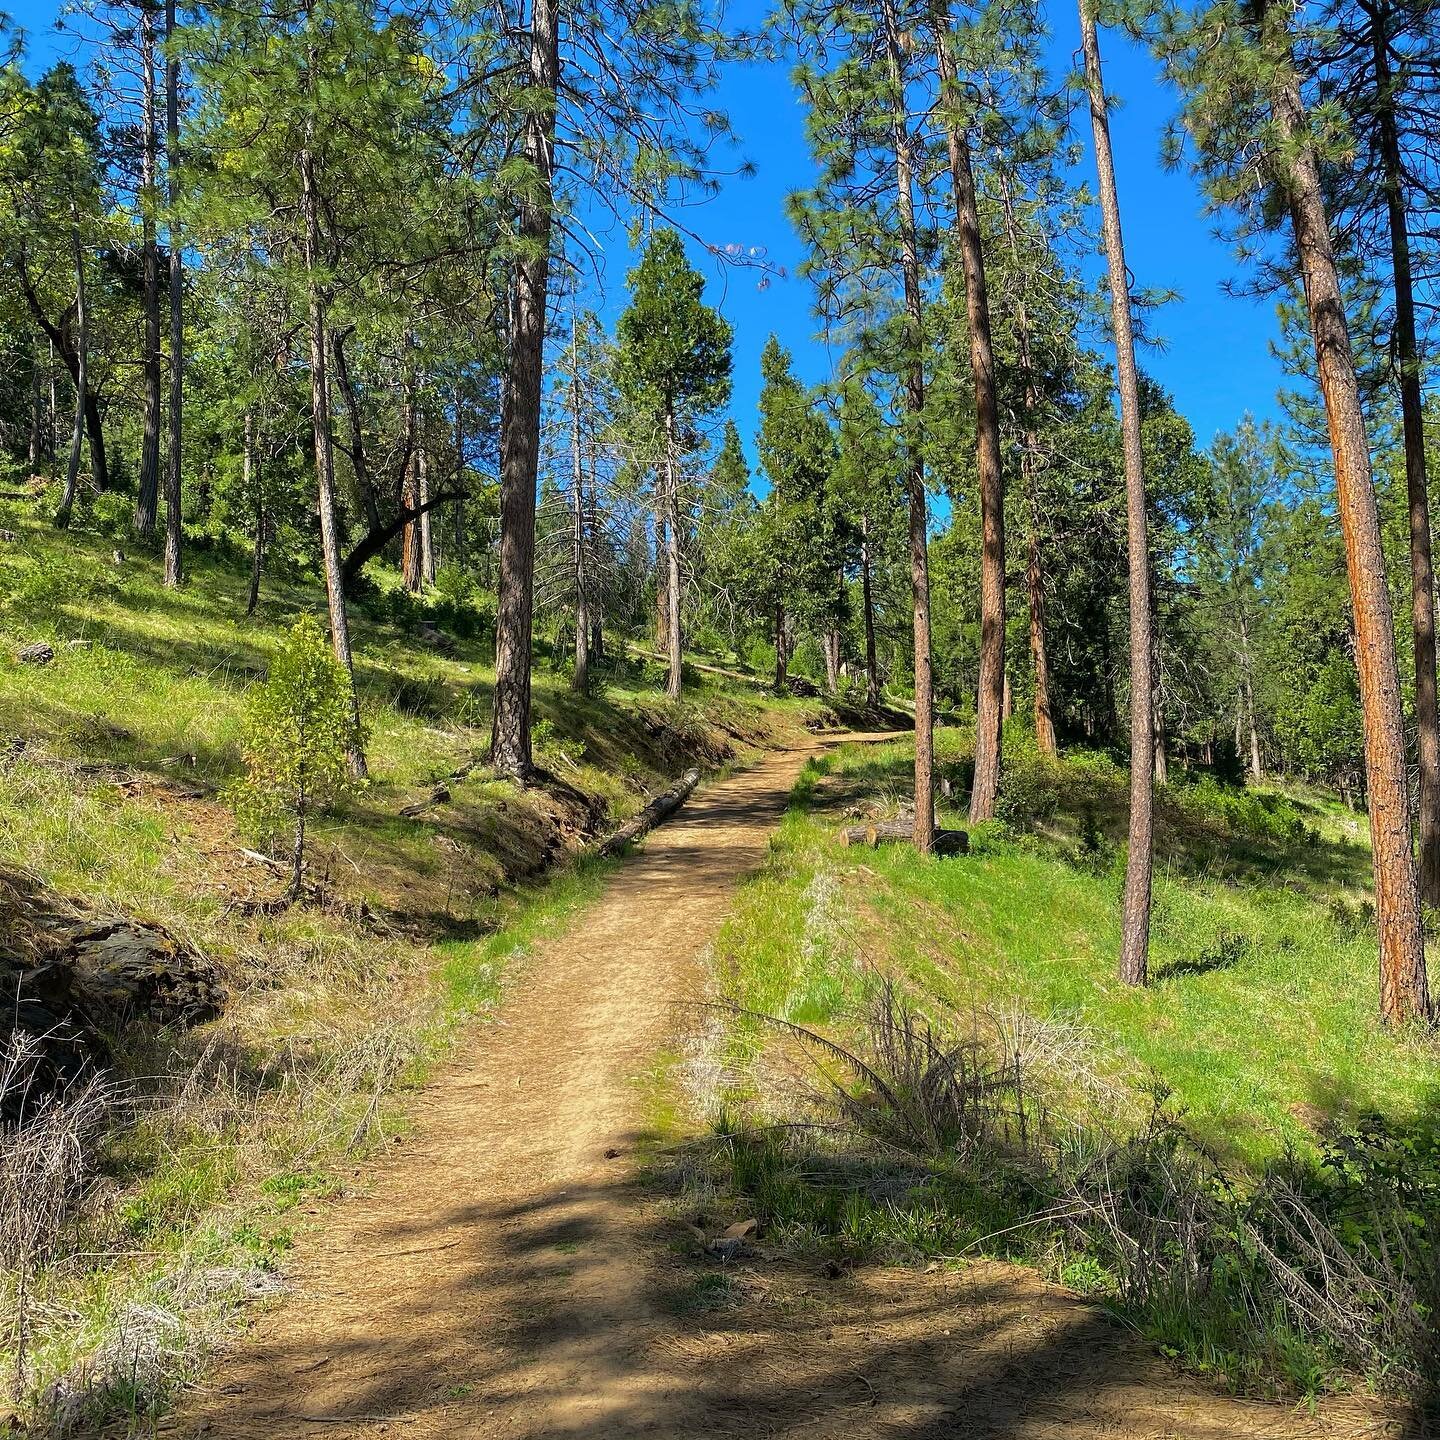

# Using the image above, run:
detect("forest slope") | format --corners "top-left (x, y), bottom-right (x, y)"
top-left (0, 516), bottom-right (831, 1429)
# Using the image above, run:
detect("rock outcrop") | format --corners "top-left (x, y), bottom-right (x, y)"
top-left (1, 868), bottom-right (225, 1119)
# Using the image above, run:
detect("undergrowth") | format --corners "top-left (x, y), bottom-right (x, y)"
top-left (687, 728), bottom-right (1440, 1409)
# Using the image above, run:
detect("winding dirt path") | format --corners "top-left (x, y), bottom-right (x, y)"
top-left (177, 742), bottom-right (1409, 1440)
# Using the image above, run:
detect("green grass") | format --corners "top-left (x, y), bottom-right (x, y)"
top-left (694, 728), bottom-right (1440, 1403)
top-left (716, 732), bottom-right (1438, 1165)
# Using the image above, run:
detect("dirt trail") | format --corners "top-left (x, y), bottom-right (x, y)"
top-left (178, 742), bottom-right (1407, 1440)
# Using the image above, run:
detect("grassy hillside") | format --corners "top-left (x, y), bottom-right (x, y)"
top-left (694, 732), bottom-right (1440, 1403)
top-left (0, 513), bottom-right (831, 1430)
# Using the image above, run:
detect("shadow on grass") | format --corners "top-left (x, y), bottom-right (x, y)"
top-left (1152, 931), bottom-right (1249, 982)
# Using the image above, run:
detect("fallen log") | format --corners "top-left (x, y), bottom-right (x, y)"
top-left (599, 768), bottom-right (700, 857)
top-left (843, 821), bottom-right (968, 856)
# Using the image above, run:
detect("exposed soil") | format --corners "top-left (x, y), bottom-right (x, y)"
top-left (173, 741), bottom-right (1411, 1440)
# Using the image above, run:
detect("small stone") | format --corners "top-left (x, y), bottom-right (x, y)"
top-left (17, 641), bottom-right (54, 665)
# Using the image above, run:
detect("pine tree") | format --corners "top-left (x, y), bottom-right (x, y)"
top-left (787, 0), bottom-right (937, 849)
top-left (614, 230), bottom-right (733, 701)
top-left (1081, 2), bottom-right (1156, 985)
top-left (1159, 0), bottom-right (1431, 1023)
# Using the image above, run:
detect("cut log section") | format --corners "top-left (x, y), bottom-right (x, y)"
top-left (843, 821), bottom-right (969, 855)
top-left (599, 768), bottom-right (701, 857)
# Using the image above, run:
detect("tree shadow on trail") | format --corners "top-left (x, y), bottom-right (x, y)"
top-left (168, 1136), bottom-right (1403, 1440)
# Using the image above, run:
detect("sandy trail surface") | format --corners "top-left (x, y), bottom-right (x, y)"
top-left (176, 741), bottom-right (1410, 1439)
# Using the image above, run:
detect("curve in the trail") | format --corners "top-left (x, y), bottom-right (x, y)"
top-left (176, 740), bottom-right (1406, 1440)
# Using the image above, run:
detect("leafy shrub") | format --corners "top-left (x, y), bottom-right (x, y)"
top-left (1169, 775), bottom-right (1311, 844)
top-left (83, 490), bottom-right (137, 542)
top-left (831, 671), bottom-right (872, 710)
top-left (995, 734), bottom-right (1064, 826)
top-left (226, 615), bottom-right (363, 897)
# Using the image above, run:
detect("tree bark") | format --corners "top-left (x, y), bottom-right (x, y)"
top-left (135, 0), bottom-right (161, 538)
top-left (884, 0), bottom-right (935, 854)
top-left (27, 343), bottom-right (41, 470)
top-left (342, 488), bottom-right (462, 584)
top-left (1081, 5), bottom-right (1155, 987)
top-left (861, 514), bottom-right (880, 709)
top-left (490, 0), bottom-right (559, 780)
top-left (331, 327), bottom-right (383, 534)
top-left (401, 396), bottom-right (422, 592)
top-left (20, 255), bottom-right (108, 494)
top-left (301, 139), bottom-right (366, 780)
top-left (599, 768), bottom-right (700, 855)
top-left (48, 341), bottom-right (58, 461)
top-left (570, 332), bottom-right (590, 695)
top-left (245, 410), bottom-right (263, 616)
top-left (1268, 35), bottom-right (1429, 1024)
top-left (655, 513), bottom-right (670, 654)
top-left (999, 172), bottom-right (1058, 758)
top-left (934, 22), bottom-right (1004, 825)
top-left (823, 625), bottom-right (841, 694)
top-left (1372, 0), bottom-right (1440, 908)
top-left (401, 464), bottom-right (420, 589)
top-left (663, 405), bottom-right (683, 701)
top-left (774, 602), bottom-right (788, 690)
top-left (56, 225), bottom-right (88, 530)
top-left (162, 0), bottom-right (183, 588)
top-left (418, 446), bottom-right (435, 585)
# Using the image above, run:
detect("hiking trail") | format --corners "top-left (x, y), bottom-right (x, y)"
top-left (176, 741), bottom-right (1405, 1439)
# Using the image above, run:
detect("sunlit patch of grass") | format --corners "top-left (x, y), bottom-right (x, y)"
top-left (715, 735), bottom-right (1437, 1166)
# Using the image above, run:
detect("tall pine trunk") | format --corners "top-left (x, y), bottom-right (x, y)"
top-left (1372, 0), bottom-right (1440, 907)
top-left (1266, 39), bottom-right (1430, 1024)
top-left (135, 0), bottom-right (161, 538)
top-left (162, 0), bottom-right (183, 587)
top-left (27, 344), bottom-right (41, 470)
top-left (1081, 5), bottom-right (1156, 987)
top-left (56, 225), bottom-right (88, 530)
top-left (999, 172), bottom-right (1058, 758)
top-left (418, 448), bottom-right (435, 584)
top-left (663, 406), bottom-right (683, 701)
top-left (401, 451), bottom-right (422, 592)
top-left (823, 626), bottom-right (841, 694)
top-left (934, 22), bottom-right (1004, 824)
top-left (883, 0), bottom-right (935, 854)
top-left (861, 514), bottom-right (879, 709)
top-left (570, 339), bottom-right (589, 695)
top-left (245, 411), bottom-right (263, 616)
top-left (490, 0), bottom-right (559, 779)
top-left (300, 140), bottom-right (366, 780)
top-left (401, 392), bottom-right (422, 592)
top-left (48, 342), bottom-right (58, 461)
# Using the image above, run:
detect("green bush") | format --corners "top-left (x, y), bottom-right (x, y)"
top-left (1169, 775), bottom-right (1311, 844)
top-left (0, 545), bottom-right (122, 619)
top-left (995, 733), bottom-right (1064, 826)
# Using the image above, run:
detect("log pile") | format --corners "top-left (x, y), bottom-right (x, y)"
top-left (842, 812), bottom-right (969, 856)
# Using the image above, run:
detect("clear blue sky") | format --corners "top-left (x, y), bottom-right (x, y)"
top-left (10, 0), bottom-right (1289, 465)
top-left (663, 13), bottom-right (1290, 464)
